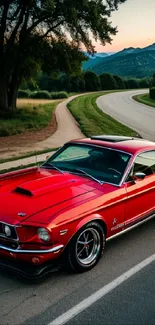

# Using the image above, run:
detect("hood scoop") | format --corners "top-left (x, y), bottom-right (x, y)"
top-left (13, 175), bottom-right (79, 198)
top-left (15, 187), bottom-right (33, 196)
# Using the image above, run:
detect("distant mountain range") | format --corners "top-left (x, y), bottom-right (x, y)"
top-left (83, 43), bottom-right (155, 78)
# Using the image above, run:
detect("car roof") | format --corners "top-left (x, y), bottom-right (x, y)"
top-left (70, 135), bottom-right (155, 155)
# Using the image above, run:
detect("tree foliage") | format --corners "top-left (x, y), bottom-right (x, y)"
top-left (0, 0), bottom-right (127, 114)
top-left (126, 79), bottom-right (139, 89)
top-left (150, 87), bottom-right (155, 100)
top-left (100, 73), bottom-right (117, 90)
top-left (84, 71), bottom-right (101, 91)
top-left (113, 75), bottom-right (125, 89)
top-left (150, 73), bottom-right (155, 87)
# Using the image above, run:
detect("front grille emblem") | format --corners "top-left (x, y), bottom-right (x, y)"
top-left (17, 212), bottom-right (26, 217)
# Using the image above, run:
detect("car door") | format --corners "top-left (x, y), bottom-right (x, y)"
top-left (124, 150), bottom-right (155, 228)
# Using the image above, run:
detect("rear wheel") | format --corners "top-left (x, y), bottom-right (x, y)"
top-left (67, 222), bottom-right (105, 272)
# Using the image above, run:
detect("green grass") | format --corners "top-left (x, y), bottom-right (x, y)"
top-left (133, 93), bottom-right (155, 108)
top-left (0, 147), bottom-right (58, 164)
top-left (0, 100), bottom-right (62, 137)
top-left (0, 162), bottom-right (42, 175)
top-left (67, 92), bottom-right (138, 137)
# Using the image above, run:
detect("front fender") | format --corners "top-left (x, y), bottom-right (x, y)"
top-left (75, 213), bottom-right (107, 234)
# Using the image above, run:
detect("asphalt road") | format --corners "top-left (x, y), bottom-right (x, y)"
top-left (66, 262), bottom-right (155, 325)
top-left (0, 219), bottom-right (155, 325)
top-left (97, 89), bottom-right (155, 141)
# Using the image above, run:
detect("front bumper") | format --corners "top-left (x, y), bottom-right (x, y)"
top-left (0, 257), bottom-right (62, 279)
top-left (0, 244), bottom-right (64, 278)
top-left (0, 243), bottom-right (64, 254)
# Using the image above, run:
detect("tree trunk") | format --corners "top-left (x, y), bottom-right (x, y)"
top-left (8, 79), bottom-right (19, 112)
top-left (0, 68), bottom-right (20, 116)
top-left (0, 76), bottom-right (10, 115)
top-left (8, 61), bottom-right (21, 112)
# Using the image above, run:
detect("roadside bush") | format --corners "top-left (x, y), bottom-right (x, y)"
top-left (149, 87), bottom-right (155, 100)
top-left (29, 90), bottom-right (51, 99)
top-left (51, 91), bottom-right (68, 99)
top-left (18, 89), bottom-right (30, 98)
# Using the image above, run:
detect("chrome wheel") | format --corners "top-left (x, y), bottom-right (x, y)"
top-left (76, 228), bottom-right (101, 266)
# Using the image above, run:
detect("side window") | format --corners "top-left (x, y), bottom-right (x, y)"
top-left (126, 150), bottom-right (155, 181)
top-left (133, 151), bottom-right (155, 176)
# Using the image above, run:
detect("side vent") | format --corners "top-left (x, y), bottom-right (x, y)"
top-left (15, 187), bottom-right (33, 196)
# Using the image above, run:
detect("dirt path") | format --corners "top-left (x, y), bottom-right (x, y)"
top-left (0, 95), bottom-right (84, 160)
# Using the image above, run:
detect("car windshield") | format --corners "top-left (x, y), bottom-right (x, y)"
top-left (42, 144), bottom-right (131, 185)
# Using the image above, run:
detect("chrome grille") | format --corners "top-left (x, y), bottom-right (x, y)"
top-left (0, 237), bottom-right (19, 249)
top-left (0, 222), bottom-right (18, 240)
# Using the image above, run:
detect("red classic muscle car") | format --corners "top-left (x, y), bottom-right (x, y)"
top-left (0, 135), bottom-right (155, 277)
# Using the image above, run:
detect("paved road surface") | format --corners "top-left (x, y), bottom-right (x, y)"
top-left (66, 262), bottom-right (155, 325)
top-left (97, 89), bottom-right (155, 141)
top-left (0, 219), bottom-right (155, 325)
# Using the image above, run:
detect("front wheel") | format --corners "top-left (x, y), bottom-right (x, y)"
top-left (67, 222), bottom-right (105, 272)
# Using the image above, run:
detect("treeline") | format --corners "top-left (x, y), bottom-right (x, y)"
top-left (149, 73), bottom-right (155, 100)
top-left (19, 71), bottom-right (151, 97)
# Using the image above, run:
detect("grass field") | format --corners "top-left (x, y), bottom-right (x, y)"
top-left (67, 92), bottom-right (138, 137)
top-left (133, 93), bottom-right (155, 108)
top-left (17, 99), bottom-right (56, 106)
top-left (0, 100), bottom-right (62, 137)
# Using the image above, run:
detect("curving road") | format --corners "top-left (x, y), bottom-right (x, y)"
top-left (97, 89), bottom-right (155, 141)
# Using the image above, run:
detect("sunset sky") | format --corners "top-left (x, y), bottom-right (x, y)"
top-left (95, 0), bottom-right (155, 52)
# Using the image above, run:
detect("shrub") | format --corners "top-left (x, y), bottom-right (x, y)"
top-left (29, 90), bottom-right (51, 99)
top-left (150, 87), bottom-right (155, 100)
top-left (51, 91), bottom-right (68, 99)
top-left (0, 129), bottom-right (10, 136)
top-left (18, 89), bottom-right (30, 98)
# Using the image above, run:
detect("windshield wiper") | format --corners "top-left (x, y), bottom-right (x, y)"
top-left (42, 162), bottom-right (64, 174)
top-left (75, 168), bottom-right (103, 185)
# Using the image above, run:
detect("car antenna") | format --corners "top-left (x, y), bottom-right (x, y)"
top-left (35, 150), bottom-right (38, 167)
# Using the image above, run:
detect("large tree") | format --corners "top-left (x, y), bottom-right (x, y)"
top-left (0, 0), bottom-right (126, 115)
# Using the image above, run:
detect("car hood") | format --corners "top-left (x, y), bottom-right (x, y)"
top-left (0, 167), bottom-right (100, 225)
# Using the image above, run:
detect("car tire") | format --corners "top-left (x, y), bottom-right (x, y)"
top-left (66, 222), bottom-right (105, 273)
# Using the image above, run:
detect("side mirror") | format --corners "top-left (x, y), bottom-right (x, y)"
top-left (46, 155), bottom-right (49, 160)
top-left (133, 172), bottom-right (146, 181)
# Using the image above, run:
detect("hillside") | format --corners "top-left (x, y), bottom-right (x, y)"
top-left (83, 52), bottom-right (109, 70)
top-left (83, 43), bottom-right (155, 78)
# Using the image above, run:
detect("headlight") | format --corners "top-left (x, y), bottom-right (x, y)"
top-left (4, 225), bottom-right (11, 237)
top-left (37, 228), bottom-right (50, 242)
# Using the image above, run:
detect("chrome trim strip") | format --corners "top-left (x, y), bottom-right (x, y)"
top-left (107, 213), bottom-right (155, 242)
top-left (0, 244), bottom-right (64, 254)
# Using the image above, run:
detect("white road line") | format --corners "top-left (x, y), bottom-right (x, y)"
top-left (49, 254), bottom-right (155, 325)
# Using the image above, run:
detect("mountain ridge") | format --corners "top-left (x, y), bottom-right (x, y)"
top-left (83, 43), bottom-right (155, 78)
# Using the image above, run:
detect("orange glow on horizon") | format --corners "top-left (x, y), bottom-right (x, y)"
top-left (95, 39), bottom-right (155, 53)
top-left (89, 0), bottom-right (155, 53)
